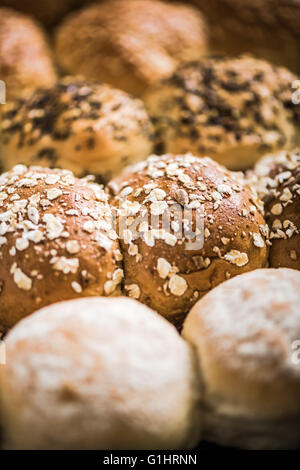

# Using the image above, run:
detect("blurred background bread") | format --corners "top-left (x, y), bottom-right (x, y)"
top-left (183, 268), bottom-right (300, 449)
top-left (0, 7), bottom-right (56, 100)
top-left (192, 0), bottom-right (300, 74)
top-left (0, 165), bottom-right (122, 333)
top-left (0, 297), bottom-right (201, 449)
top-left (144, 55), bottom-right (300, 171)
top-left (252, 150), bottom-right (300, 270)
top-left (109, 153), bottom-right (268, 328)
top-left (0, 78), bottom-right (154, 182)
top-left (54, 0), bottom-right (208, 97)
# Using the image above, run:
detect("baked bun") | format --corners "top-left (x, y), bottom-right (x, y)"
top-left (0, 8), bottom-right (57, 100)
top-left (0, 297), bottom-right (201, 449)
top-left (0, 165), bottom-right (122, 333)
top-left (0, 1), bottom-right (89, 27)
top-left (54, 0), bottom-right (208, 97)
top-left (144, 55), bottom-right (300, 170)
top-left (0, 78), bottom-right (154, 182)
top-left (182, 268), bottom-right (300, 450)
top-left (252, 150), bottom-right (300, 269)
top-left (193, 0), bottom-right (300, 74)
top-left (108, 153), bottom-right (269, 328)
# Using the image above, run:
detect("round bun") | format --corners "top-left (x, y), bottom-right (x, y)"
top-left (0, 78), bottom-right (154, 182)
top-left (252, 150), bottom-right (300, 270)
top-left (0, 8), bottom-right (57, 100)
top-left (108, 153), bottom-right (269, 328)
top-left (0, 1), bottom-right (89, 27)
top-left (54, 0), bottom-right (208, 96)
top-left (0, 297), bottom-right (201, 449)
top-left (0, 165), bottom-right (122, 333)
top-left (144, 55), bottom-right (300, 170)
top-left (193, 0), bottom-right (300, 74)
top-left (183, 268), bottom-right (300, 449)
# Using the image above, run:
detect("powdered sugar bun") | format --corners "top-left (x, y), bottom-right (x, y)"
top-left (183, 268), bottom-right (300, 449)
top-left (0, 297), bottom-right (202, 449)
top-left (0, 165), bottom-right (122, 333)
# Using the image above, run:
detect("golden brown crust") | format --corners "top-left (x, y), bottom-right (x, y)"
top-left (0, 77), bottom-right (154, 182)
top-left (144, 55), bottom-right (300, 170)
top-left (193, 0), bottom-right (300, 73)
top-left (183, 268), bottom-right (300, 449)
top-left (0, 165), bottom-right (122, 332)
top-left (253, 150), bottom-right (300, 269)
top-left (54, 0), bottom-right (208, 96)
top-left (108, 153), bottom-right (268, 327)
top-left (0, 7), bottom-right (57, 100)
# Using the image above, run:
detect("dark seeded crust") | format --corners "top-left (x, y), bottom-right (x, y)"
top-left (253, 150), bottom-right (300, 269)
top-left (144, 56), bottom-right (300, 170)
top-left (0, 78), bottom-right (154, 182)
top-left (108, 153), bottom-right (269, 327)
top-left (54, 0), bottom-right (208, 96)
top-left (0, 165), bottom-right (122, 332)
top-left (0, 7), bottom-right (57, 100)
top-left (193, 0), bottom-right (300, 73)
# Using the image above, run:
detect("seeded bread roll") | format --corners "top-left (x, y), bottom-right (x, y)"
top-left (0, 1), bottom-right (89, 27)
top-left (144, 55), bottom-right (300, 170)
top-left (0, 8), bottom-right (57, 100)
top-left (252, 150), bottom-right (300, 269)
top-left (183, 268), bottom-right (300, 450)
top-left (193, 0), bottom-right (300, 74)
top-left (0, 78), bottom-right (154, 182)
top-left (54, 0), bottom-right (208, 97)
top-left (0, 297), bottom-right (201, 450)
top-left (0, 165), bottom-right (122, 333)
top-left (108, 153), bottom-right (269, 328)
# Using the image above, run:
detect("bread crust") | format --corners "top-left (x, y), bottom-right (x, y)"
top-left (0, 165), bottom-right (122, 332)
top-left (0, 78), bottom-right (154, 182)
top-left (55, 0), bottom-right (208, 96)
top-left (144, 56), bottom-right (300, 170)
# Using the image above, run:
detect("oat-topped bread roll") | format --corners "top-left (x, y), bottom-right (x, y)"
top-left (0, 165), bottom-right (122, 333)
top-left (0, 7), bottom-right (56, 100)
top-left (0, 297), bottom-right (201, 449)
top-left (193, 0), bottom-right (300, 73)
top-left (108, 153), bottom-right (269, 328)
top-left (0, 78), bottom-right (154, 182)
top-left (144, 55), bottom-right (300, 170)
top-left (54, 0), bottom-right (208, 97)
top-left (183, 268), bottom-right (300, 450)
top-left (0, 1), bottom-right (89, 27)
top-left (252, 150), bottom-right (300, 270)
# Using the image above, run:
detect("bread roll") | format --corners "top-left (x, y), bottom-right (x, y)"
top-left (108, 153), bottom-right (269, 328)
top-left (0, 1), bottom-right (89, 27)
top-left (0, 78), bottom-right (154, 182)
top-left (144, 55), bottom-right (300, 170)
top-left (54, 0), bottom-right (208, 96)
top-left (0, 297), bottom-right (201, 449)
top-left (193, 0), bottom-right (300, 74)
top-left (0, 8), bottom-right (56, 100)
top-left (252, 150), bottom-right (300, 270)
top-left (183, 268), bottom-right (300, 449)
top-left (0, 165), bottom-right (122, 333)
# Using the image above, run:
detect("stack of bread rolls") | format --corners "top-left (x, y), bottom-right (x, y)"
top-left (0, 0), bottom-right (300, 451)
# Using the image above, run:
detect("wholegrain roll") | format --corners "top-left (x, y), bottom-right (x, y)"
top-left (0, 78), bottom-right (154, 182)
top-left (54, 0), bottom-right (208, 97)
top-left (109, 153), bottom-right (269, 328)
top-left (0, 297), bottom-right (201, 449)
top-left (144, 55), bottom-right (300, 170)
top-left (252, 150), bottom-right (300, 270)
top-left (0, 165), bottom-right (122, 333)
top-left (193, 0), bottom-right (300, 74)
top-left (183, 268), bottom-right (300, 450)
top-left (0, 7), bottom-right (56, 100)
